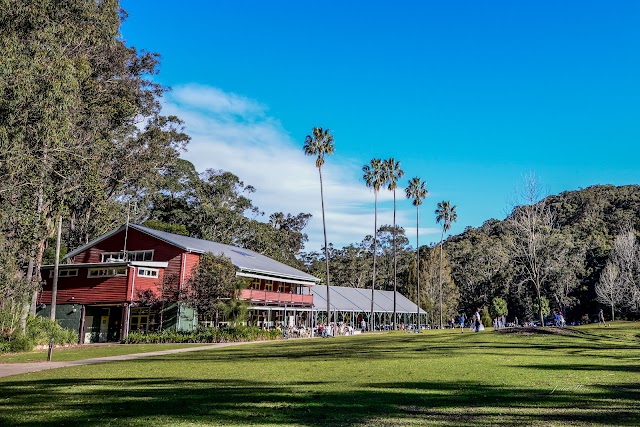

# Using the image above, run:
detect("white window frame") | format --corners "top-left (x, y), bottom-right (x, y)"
top-left (101, 250), bottom-right (154, 263)
top-left (137, 267), bottom-right (159, 278)
top-left (49, 269), bottom-right (79, 278)
top-left (265, 280), bottom-right (273, 292)
top-left (87, 267), bottom-right (128, 278)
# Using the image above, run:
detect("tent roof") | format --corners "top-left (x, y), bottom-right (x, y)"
top-left (307, 285), bottom-right (426, 314)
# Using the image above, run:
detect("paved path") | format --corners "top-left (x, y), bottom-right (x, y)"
top-left (0, 341), bottom-right (258, 379)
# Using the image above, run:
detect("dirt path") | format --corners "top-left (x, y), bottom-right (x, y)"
top-left (0, 341), bottom-right (260, 379)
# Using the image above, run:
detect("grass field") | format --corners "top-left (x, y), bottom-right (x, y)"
top-left (0, 343), bottom-right (212, 363)
top-left (1, 322), bottom-right (639, 426)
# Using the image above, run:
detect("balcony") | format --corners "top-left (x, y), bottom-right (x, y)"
top-left (239, 289), bottom-right (313, 306)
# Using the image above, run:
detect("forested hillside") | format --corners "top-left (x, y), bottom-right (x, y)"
top-left (301, 184), bottom-right (640, 323)
top-left (446, 184), bottom-right (640, 321)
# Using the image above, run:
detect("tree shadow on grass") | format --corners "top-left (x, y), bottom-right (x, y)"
top-left (144, 332), bottom-right (640, 364)
top-left (1, 377), bottom-right (639, 427)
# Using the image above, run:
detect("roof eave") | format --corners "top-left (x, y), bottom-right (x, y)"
top-left (238, 267), bottom-right (320, 283)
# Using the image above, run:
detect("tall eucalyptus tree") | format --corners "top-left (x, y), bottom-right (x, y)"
top-left (383, 158), bottom-right (404, 329)
top-left (405, 177), bottom-right (428, 326)
top-left (303, 127), bottom-right (335, 325)
top-left (435, 200), bottom-right (457, 329)
top-left (363, 159), bottom-right (385, 330)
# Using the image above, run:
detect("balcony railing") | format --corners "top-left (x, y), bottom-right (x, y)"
top-left (239, 289), bottom-right (313, 306)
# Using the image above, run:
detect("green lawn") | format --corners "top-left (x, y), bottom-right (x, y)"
top-left (0, 343), bottom-right (212, 363)
top-left (1, 323), bottom-right (639, 426)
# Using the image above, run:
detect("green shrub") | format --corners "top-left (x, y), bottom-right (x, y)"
top-left (490, 297), bottom-right (508, 318)
top-left (122, 326), bottom-right (282, 344)
top-left (481, 307), bottom-right (492, 327)
top-left (25, 315), bottom-right (78, 346)
top-left (0, 339), bottom-right (9, 353)
top-left (9, 334), bottom-right (34, 353)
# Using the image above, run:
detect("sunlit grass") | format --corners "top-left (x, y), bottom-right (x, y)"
top-left (0, 343), bottom-right (211, 363)
top-left (1, 322), bottom-right (639, 426)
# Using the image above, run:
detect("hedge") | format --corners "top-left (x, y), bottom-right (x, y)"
top-left (123, 326), bottom-right (282, 344)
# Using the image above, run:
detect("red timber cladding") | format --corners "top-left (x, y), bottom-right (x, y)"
top-left (131, 268), bottom-right (166, 298)
top-left (72, 228), bottom-right (184, 278)
top-left (182, 253), bottom-right (200, 285)
top-left (39, 267), bottom-right (133, 305)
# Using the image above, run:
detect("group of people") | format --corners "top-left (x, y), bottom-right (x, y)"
top-left (553, 310), bottom-right (566, 327)
top-left (492, 315), bottom-right (508, 329)
top-left (454, 309), bottom-right (485, 333)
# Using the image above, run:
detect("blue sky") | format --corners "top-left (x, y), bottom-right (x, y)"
top-left (121, 1), bottom-right (640, 251)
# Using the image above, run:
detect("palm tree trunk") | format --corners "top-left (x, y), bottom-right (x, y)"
top-left (439, 228), bottom-right (444, 329)
top-left (392, 189), bottom-right (397, 330)
top-left (318, 167), bottom-right (331, 325)
top-left (416, 206), bottom-right (420, 327)
top-left (371, 192), bottom-right (378, 331)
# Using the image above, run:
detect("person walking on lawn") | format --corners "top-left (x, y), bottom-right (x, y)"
top-left (598, 308), bottom-right (607, 327)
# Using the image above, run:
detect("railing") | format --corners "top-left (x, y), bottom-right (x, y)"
top-left (240, 289), bottom-right (313, 305)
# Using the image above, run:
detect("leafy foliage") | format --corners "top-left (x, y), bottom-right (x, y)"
top-left (123, 326), bottom-right (281, 344)
top-left (490, 297), bottom-right (508, 318)
top-left (183, 253), bottom-right (246, 325)
top-left (447, 185), bottom-right (640, 322)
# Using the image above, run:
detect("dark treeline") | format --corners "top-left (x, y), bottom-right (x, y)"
top-left (448, 184), bottom-right (640, 322)
top-left (0, 1), bottom-right (309, 335)
top-left (303, 185), bottom-right (640, 323)
top-left (301, 225), bottom-right (460, 324)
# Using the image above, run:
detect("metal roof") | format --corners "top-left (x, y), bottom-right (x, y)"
top-left (306, 285), bottom-right (426, 314)
top-left (65, 224), bottom-right (319, 283)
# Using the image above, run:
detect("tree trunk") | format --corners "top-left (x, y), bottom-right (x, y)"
top-left (20, 256), bottom-right (35, 334)
top-left (439, 228), bottom-right (444, 329)
top-left (30, 233), bottom-right (48, 315)
top-left (318, 167), bottom-right (331, 325)
top-left (536, 285), bottom-right (544, 326)
top-left (371, 192), bottom-right (378, 331)
top-left (392, 189), bottom-right (397, 330)
top-left (611, 304), bottom-right (615, 322)
top-left (50, 215), bottom-right (62, 321)
top-left (416, 206), bottom-right (420, 327)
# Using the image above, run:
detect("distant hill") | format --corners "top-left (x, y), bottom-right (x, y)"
top-left (445, 184), bottom-right (640, 321)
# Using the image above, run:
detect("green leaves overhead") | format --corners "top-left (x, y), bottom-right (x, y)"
top-left (436, 201), bottom-right (458, 233)
top-left (362, 158), bottom-right (385, 193)
top-left (405, 177), bottom-right (428, 206)
top-left (303, 127), bottom-right (335, 169)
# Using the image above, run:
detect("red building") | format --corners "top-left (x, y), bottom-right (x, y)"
top-left (38, 224), bottom-right (319, 342)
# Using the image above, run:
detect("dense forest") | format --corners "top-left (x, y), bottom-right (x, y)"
top-left (448, 184), bottom-right (640, 322)
top-left (302, 184), bottom-right (640, 323)
top-left (0, 1), bottom-right (311, 334)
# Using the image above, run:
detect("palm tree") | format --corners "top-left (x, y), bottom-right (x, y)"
top-left (382, 158), bottom-right (404, 330)
top-left (304, 127), bottom-right (335, 326)
top-left (435, 200), bottom-right (457, 329)
top-left (363, 158), bottom-right (385, 331)
top-left (405, 177), bottom-right (428, 327)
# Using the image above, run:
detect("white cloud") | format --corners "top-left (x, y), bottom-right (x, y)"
top-left (170, 85), bottom-right (265, 117)
top-left (163, 84), bottom-right (438, 251)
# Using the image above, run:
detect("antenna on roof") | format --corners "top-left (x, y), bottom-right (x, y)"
top-left (123, 199), bottom-right (131, 260)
